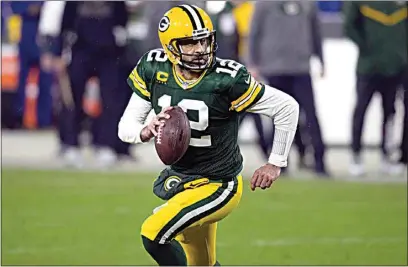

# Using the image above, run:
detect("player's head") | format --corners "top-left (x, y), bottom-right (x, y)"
top-left (158, 4), bottom-right (217, 72)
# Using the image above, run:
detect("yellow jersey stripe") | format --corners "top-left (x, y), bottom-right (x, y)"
top-left (230, 77), bottom-right (256, 109)
top-left (234, 84), bottom-right (262, 112)
top-left (360, 6), bottom-right (407, 26)
top-left (391, 7), bottom-right (407, 24)
top-left (130, 72), bottom-right (146, 90)
top-left (129, 73), bottom-right (150, 98)
top-left (133, 69), bottom-right (147, 88)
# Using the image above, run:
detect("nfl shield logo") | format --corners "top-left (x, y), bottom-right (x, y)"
top-left (182, 82), bottom-right (189, 89)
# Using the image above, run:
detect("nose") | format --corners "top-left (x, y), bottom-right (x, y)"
top-left (194, 41), bottom-right (205, 53)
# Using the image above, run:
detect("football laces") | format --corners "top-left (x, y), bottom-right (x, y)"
top-left (156, 123), bottom-right (164, 145)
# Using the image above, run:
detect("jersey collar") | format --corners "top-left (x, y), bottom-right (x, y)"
top-left (172, 65), bottom-right (208, 90)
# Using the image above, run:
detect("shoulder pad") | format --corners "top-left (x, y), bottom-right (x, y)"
top-left (212, 57), bottom-right (249, 88)
top-left (139, 48), bottom-right (170, 79)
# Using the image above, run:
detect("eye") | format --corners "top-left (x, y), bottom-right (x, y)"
top-left (199, 39), bottom-right (209, 46)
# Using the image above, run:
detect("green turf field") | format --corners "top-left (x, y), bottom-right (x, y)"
top-left (2, 169), bottom-right (407, 265)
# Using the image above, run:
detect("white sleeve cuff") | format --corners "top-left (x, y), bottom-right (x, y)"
top-left (267, 128), bottom-right (296, 167)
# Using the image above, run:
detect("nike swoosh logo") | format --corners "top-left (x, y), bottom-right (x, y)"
top-left (245, 75), bottom-right (251, 84)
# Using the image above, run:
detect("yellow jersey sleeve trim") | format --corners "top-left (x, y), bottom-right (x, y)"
top-left (230, 76), bottom-right (262, 112)
top-left (234, 84), bottom-right (262, 112)
top-left (129, 71), bottom-right (150, 98)
top-left (132, 69), bottom-right (147, 88)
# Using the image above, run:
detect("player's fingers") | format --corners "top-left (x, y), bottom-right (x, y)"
top-left (266, 177), bottom-right (274, 188)
top-left (157, 112), bottom-right (170, 120)
top-left (163, 106), bottom-right (173, 112)
top-left (260, 176), bottom-right (269, 189)
top-left (250, 172), bottom-right (259, 191)
top-left (255, 173), bottom-right (263, 188)
top-left (148, 124), bottom-right (158, 136)
top-left (153, 118), bottom-right (163, 126)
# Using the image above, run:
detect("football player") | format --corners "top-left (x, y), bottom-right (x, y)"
top-left (118, 4), bottom-right (299, 266)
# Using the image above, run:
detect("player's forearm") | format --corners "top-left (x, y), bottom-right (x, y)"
top-left (118, 93), bottom-right (152, 144)
top-left (248, 85), bottom-right (300, 167)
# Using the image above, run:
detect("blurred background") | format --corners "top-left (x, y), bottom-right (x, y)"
top-left (1, 1), bottom-right (407, 266)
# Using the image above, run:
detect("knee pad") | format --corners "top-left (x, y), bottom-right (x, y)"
top-left (141, 235), bottom-right (187, 266)
top-left (141, 235), bottom-right (159, 255)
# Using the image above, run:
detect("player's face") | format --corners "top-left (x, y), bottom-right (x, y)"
top-left (178, 37), bottom-right (211, 70)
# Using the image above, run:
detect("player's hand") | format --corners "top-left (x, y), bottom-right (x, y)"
top-left (250, 163), bottom-right (281, 191)
top-left (140, 106), bottom-right (173, 142)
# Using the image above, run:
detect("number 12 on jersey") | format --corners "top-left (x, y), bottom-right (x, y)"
top-left (158, 95), bottom-right (212, 147)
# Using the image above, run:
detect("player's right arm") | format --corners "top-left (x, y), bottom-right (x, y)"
top-left (118, 51), bottom-right (172, 143)
top-left (118, 52), bottom-right (153, 143)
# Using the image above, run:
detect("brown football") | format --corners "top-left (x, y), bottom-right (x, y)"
top-left (154, 106), bottom-right (191, 165)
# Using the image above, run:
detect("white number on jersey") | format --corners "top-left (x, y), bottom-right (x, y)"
top-left (146, 49), bottom-right (168, 62)
top-left (158, 95), bottom-right (211, 147)
top-left (215, 59), bottom-right (244, 78)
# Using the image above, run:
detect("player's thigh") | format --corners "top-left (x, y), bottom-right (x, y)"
top-left (141, 180), bottom-right (221, 242)
top-left (141, 175), bottom-right (242, 244)
top-left (175, 223), bottom-right (218, 266)
top-left (189, 175), bottom-right (243, 228)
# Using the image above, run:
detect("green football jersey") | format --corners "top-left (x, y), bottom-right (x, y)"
top-left (127, 48), bottom-right (265, 180)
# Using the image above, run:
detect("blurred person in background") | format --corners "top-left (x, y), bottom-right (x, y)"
top-left (399, 71), bottom-right (408, 166)
top-left (248, 1), bottom-right (329, 177)
top-left (113, 1), bottom-right (147, 161)
top-left (38, 0), bottom-right (69, 155)
top-left (344, 1), bottom-right (407, 176)
top-left (211, 1), bottom-right (239, 60)
top-left (10, 1), bottom-right (53, 129)
top-left (39, 1), bottom-right (129, 168)
top-left (1, 2), bottom-right (7, 40)
top-left (1, 1), bottom-right (16, 129)
top-left (231, 0), bottom-right (270, 161)
top-left (241, 0), bottom-right (310, 171)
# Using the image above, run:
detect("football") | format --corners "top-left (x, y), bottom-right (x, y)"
top-left (154, 106), bottom-right (191, 165)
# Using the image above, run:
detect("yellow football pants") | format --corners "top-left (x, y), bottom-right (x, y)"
top-left (141, 175), bottom-right (243, 266)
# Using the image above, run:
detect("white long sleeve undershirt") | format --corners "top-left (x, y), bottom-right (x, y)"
top-left (118, 84), bottom-right (299, 167)
top-left (248, 84), bottom-right (299, 167)
top-left (118, 93), bottom-right (152, 144)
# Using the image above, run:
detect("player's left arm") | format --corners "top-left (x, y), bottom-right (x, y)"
top-left (248, 85), bottom-right (299, 190)
top-left (248, 83), bottom-right (300, 167)
top-left (229, 68), bottom-right (299, 190)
